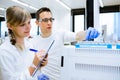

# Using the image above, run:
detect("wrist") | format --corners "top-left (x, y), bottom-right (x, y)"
top-left (30, 63), bottom-right (37, 69)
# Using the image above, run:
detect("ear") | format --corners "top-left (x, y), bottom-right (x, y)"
top-left (7, 23), bottom-right (13, 30)
top-left (35, 20), bottom-right (39, 26)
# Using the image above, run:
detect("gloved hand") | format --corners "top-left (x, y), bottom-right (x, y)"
top-left (86, 27), bottom-right (100, 40)
top-left (37, 73), bottom-right (49, 80)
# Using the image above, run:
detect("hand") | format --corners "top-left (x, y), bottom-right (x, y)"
top-left (36, 50), bottom-right (45, 61)
top-left (37, 73), bottom-right (49, 80)
top-left (33, 50), bottom-right (45, 67)
top-left (86, 27), bottom-right (100, 40)
top-left (40, 54), bottom-right (48, 67)
top-left (29, 50), bottom-right (48, 76)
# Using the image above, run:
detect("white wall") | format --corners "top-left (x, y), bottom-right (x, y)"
top-left (52, 9), bottom-right (71, 31)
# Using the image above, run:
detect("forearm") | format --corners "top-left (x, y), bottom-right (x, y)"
top-left (29, 53), bottom-right (48, 76)
top-left (29, 54), bottom-right (39, 76)
top-left (29, 66), bottom-right (36, 76)
top-left (76, 31), bottom-right (86, 41)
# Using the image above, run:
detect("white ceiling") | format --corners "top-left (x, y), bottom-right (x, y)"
top-left (0, 0), bottom-right (120, 17)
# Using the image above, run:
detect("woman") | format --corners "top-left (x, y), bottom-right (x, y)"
top-left (0, 6), bottom-right (49, 80)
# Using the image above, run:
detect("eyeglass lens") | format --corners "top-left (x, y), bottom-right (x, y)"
top-left (39, 18), bottom-right (54, 22)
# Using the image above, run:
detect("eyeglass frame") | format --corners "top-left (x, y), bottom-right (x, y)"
top-left (38, 18), bottom-right (55, 22)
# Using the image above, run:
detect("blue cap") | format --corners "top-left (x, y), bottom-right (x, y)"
top-left (116, 44), bottom-right (120, 49)
top-left (75, 43), bottom-right (80, 48)
top-left (29, 49), bottom-right (38, 52)
top-left (107, 44), bottom-right (112, 49)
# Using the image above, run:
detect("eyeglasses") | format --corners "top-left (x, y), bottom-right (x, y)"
top-left (39, 18), bottom-right (55, 22)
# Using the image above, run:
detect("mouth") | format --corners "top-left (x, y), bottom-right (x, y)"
top-left (24, 31), bottom-right (30, 34)
top-left (47, 27), bottom-right (51, 29)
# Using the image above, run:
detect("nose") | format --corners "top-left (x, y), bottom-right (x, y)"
top-left (47, 20), bottom-right (52, 24)
top-left (26, 23), bottom-right (31, 30)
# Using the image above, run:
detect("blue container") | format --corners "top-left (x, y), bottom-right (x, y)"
top-left (116, 44), bottom-right (120, 49)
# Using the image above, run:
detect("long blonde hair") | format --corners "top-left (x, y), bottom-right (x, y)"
top-left (6, 6), bottom-right (31, 45)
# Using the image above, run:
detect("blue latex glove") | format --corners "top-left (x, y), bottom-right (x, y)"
top-left (86, 27), bottom-right (100, 41)
top-left (37, 73), bottom-right (49, 80)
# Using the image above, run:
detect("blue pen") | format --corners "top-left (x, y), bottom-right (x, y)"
top-left (29, 48), bottom-right (38, 52)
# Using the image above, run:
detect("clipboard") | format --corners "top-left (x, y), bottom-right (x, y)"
top-left (32, 40), bottom-right (55, 77)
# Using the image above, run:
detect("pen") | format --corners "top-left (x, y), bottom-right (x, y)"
top-left (29, 48), bottom-right (38, 52)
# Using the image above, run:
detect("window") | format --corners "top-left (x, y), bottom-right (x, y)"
top-left (100, 12), bottom-right (120, 41)
top-left (1, 21), bottom-right (7, 38)
top-left (30, 18), bottom-right (38, 36)
top-left (71, 8), bottom-right (85, 33)
top-left (72, 5), bottom-right (120, 41)
top-left (74, 15), bottom-right (84, 33)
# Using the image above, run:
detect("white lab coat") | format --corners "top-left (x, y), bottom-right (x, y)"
top-left (0, 37), bottom-right (36, 80)
top-left (30, 29), bottom-right (76, 80)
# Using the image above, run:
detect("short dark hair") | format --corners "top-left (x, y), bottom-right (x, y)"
top-left (36, 7), bottom-right (52, 20)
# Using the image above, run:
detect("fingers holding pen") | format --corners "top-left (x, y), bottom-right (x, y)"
top-left (29, 49), bottom-right (47, 75)
top-left (34, 50), bottom-right (48, 67)
top-left (36, 49), bottom-right (45, 61)
top-left (33, 49), bottom-right (45, 66)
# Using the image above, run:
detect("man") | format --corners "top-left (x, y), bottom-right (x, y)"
top-left (31, 7), bottom-right (99, 80)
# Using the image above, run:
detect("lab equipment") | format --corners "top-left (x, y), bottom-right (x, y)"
top-left (102, 25), bottom-right (107, 42)
top-left (60, 44), bottom-right (120, 80)
top-left (116, 44), bottom-right (120, 49)
top-left (75, 43), bottom-right (112, 49)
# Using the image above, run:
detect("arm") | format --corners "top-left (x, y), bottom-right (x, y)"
top-left (0, 51), bottom-right (33, 80)
top-left (76, 31), bottom-right (86, 41)
top-left (0, 49), bottom-right (48, 80)
top-left (29, 50), bottom-right (48, 76)
top-left (76, 27), bottom-right (100, 41)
